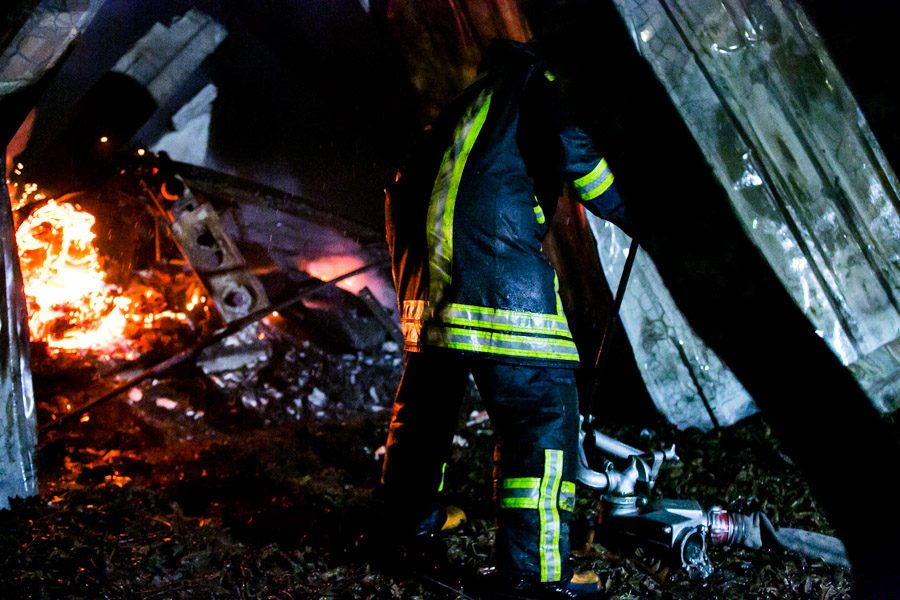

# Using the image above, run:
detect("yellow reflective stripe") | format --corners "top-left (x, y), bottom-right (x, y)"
top-left (559, 481), bottom-right (576, 512)
top-left (540, 449), bottom-right (564, 582)
top-left (436, 340), bottom-right (579, 362)
top-left (433, 327), bottom-right (577, 349)
top-left (426, 90), bottom-right (493, 304)
top-left (573, 159), bottom-right (615, 201)
top-left (553, 274), bottom-right (564, 317)
top-left (444, 303), bottom-right (568, 324)
top-left (425, 326), bottom-right (580, 362)
top-left (501, 497), bottom-right (539, 509)
top-left (438, 462), bottom-right (447, 493)
top-left (533, 205), bottom-right (546, 224)
top-left (504, 477), bottom-right (541, 489)
top-left (500, 466), bottom-right (567, 578)
top-left (440, 315), bottom-right (568, 337)
top-left (500, 477), bottom-right (540, 509)
top-left (580, 172), bottom-right (615, 201)
top-left (439, 303), bottom-right (572, 337)
top-left (573, 158), bottom-right (609, 188)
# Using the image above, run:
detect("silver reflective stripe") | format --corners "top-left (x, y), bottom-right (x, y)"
top-left (573, 159), bottom-right (614, 201)
top-left (440, 303), bottom-right (572, 338)
top-left (500, 477), bottom-right (541, 509)
top-left (425, 326), bottom-right (580, 362)
top-left (426, 89), bottom-right (493, 305)
top-left (559, 481), bottom-right (576, 512)
top-left (540, 449), bottom-right (564, 582)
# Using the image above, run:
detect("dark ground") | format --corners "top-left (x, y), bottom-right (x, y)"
top-left (1, 322), bottom-right (879, 599)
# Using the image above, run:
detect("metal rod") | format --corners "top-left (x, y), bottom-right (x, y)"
top-left (39, 259), bottom-right (389, 434)
top-left (358, 286), bottom-right (404, 344)
top-left (416, 573), bottom-right (479, 600)
top-left (592, 429), bottom-right (643, 460)
top-left (674, 337), bottom-right (721, 430)
top-left (594, 237), bottom-right (640, 372)
top-left (583, 237), bottom-right (640, 426)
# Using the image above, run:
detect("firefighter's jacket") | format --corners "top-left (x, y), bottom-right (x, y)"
top-left (386, 41), bottom-right (630, 366)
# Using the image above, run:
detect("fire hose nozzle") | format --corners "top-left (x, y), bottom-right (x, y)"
top-left (606, 456), bottom-right (641, 497)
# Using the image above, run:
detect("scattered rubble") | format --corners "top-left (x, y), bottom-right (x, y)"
top-left (1, 326), bottom-right (873, 599)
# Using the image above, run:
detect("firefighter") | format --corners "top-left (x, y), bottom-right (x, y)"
top-left (380, 39), bottom-right (631, 598)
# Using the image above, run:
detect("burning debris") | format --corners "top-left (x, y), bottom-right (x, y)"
top-left (16, 198), bottom-right (133, 354)
top-left (15, 191), bottom-right (206, 361)
top-left (7, 152), bottom-right (397, 437)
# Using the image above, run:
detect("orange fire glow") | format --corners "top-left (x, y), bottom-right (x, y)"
top-left (16, 199), bottom-right (135, 355)
top-left (15, 196), bottom-right (201, 358)
top-left (299, 255), bottom-right (367, 293)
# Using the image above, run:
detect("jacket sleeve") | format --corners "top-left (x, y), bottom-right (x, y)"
top-left (526, 68), bottom-right (633, 235)
top-left (560, 124), bottom-right (630, 232)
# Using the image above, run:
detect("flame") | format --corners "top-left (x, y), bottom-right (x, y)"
top-left (16, 199), bottom-right (135, 355)
top-left (185, 290), bottom-right (203, 311)
top-left (13, 182), bottom-right (47, 211)
top-left (15, 196), bottom-right (203, 357)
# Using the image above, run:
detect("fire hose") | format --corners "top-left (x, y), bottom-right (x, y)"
top-left (576, 422), bottom-right (850, 576)
top-left (39, 259), bottom-right (389, 434)
top-left (577, 239), bottom-right (850, 578)
top-left (578, 237), bottom-right (848, 576)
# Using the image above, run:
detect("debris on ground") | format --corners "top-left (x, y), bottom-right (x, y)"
top-left (1, 327), bottom-right (869, 599)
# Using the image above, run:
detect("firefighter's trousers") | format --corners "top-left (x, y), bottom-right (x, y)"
top-left (381, 350), bottom-right (580, 583)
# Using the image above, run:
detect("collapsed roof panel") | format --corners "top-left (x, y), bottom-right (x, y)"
top-left (588, 219), bottom-right (755, 430)
top-left (110, 8), bottom-right (226, 108)
top-left (610, 0), bottom-right (900, 418)
top-left (0, 0), bottom-right (104, 97)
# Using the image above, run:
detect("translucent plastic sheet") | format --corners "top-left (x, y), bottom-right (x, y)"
top-left (602, 0), bottom-right (900, 425)
top-left (588, 221), bottom-right (756, 430)
top-left (1, 161), bottom-right (37, 510)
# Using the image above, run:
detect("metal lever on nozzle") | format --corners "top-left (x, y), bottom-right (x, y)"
top-left (576, 415), bottom-right (679, 494)
top-left (576, 432), bottom-right (642, 495)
